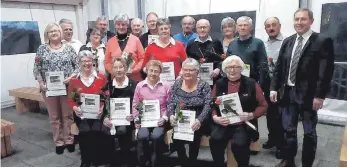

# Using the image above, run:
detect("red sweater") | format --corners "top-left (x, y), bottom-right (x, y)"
top-left (143, 40), bottom-right (187, 77)
top-left (67, 73), bottom-right (108, 109)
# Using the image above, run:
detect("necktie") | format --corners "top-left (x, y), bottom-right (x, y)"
top-left (289, 36), bottom-right (303, 83)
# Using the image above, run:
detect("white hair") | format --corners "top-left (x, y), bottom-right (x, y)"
top-left (236, 16), bottom-right (252, 26)
top-left (221, 17), bottom-right (236, 32)
top-left (114, 13), bottom-right (129, 25)
top-left (196, 19), bottom-right (210, 27)
top-left (221, 55), bottom-right (245, 73)
top-left (131, 18), bottom-right (144, 26)
top-left (59, 19), bottom-right (73, 27)
top-left (96, 16), bottom-right (108, 22)
top-left (181, 58), bottom-right (200, 73)
top-left (77, 50), bottom-right (94, 62)
top-left (181, 16), bottom-right (196, 25)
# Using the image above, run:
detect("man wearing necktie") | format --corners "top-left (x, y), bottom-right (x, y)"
top-left (270, 8), bottom-right (334, 167)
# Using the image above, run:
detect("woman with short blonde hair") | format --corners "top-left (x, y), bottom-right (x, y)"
top-left (33, 22), bottom-right (78, 155)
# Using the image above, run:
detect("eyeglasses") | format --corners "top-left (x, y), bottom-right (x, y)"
top-left (182, 69), bottom-right (197, 73)
top-left (225, 66), bottom-right (241, 70)
top-left (147, 69), bottom-right (160, 74)
top-left (81, 60), bottom-right (93, 63)
top-left (196, 26), bottom-right (209, 30)
top-left (48, 30), bottom-right (60, 34)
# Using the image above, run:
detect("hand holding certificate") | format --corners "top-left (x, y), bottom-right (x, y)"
top-left (173, 110), bottom-right (196, 141)
top-left (215, 93), bottom-right (256, 130)
top-left (45, 71), bottom-right (67, 97)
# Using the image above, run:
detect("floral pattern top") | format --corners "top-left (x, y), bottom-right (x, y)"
top-left (33, 44), bottom-right (79, 82)
top-left (167, 78), bottom-right (212, 123)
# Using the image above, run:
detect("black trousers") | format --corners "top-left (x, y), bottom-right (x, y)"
top-left (209, 125), bottom-right (251, 167)
top-left (174, 128), bottom-right (204, 166)
top-left (79, 131), bottom-right (111, 165)
top-left (266, 100), bottom-right (284, 150)
top-left (281, 86), bottom-right (318, 166)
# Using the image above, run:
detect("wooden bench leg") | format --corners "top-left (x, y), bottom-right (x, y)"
top-left (1, 136), bottom-right (13, 158)
top-left (1, 137), bottom-right (6, 157)
top-left (15, 98), bottom-right (27, 114)
top-left (24, 99), bottom-right (40, 112)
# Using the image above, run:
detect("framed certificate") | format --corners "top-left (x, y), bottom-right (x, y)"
top-left (141, 100), bottom-right (161, 128)
top-left (217, 93), bottom-right (243, 124)
top-left (80, 94), bottom-right (100, 119)
top-left (45, 71), bottom-right (67, 97)
top-left (160, 62), bottom-right (175, 82)
top-left (198, 63), bottom-right (213, 85)
top-left (173, 110), bottom-right (196, 142)
top-left (110, 98), bottom-right (131, 126)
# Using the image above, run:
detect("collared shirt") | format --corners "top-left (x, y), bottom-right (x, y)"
top-left (101, 33), bottom-right (108, 45)
top-left (62, 39), bottom-right (83, 54)
top-left (287, 29), bottom-right (313, 86)
top-left (77, 70), bottom-right (99, 87)
top-left (265, 33), bottom-right (284, 64)
top-left (194, 36), bottom-right (213, 43)
top-left (173, 32), bottom-right (198, 48)
top-left (238, 34), bottom-right (252, 41)
top-left (86, 42), bottom-right (106, 75)
top-left (153, 37), bottom-right (176, 48)
top-left (112, 76), bottom-right (129, 88)
top-left (132, 78), bottom-right (171, 118)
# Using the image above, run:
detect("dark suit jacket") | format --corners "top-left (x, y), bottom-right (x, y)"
top-left (270, 32), bottom-right (334, 108)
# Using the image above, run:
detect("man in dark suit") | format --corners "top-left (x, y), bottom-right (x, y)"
top-left (270, 8), bottom-right (334, 167)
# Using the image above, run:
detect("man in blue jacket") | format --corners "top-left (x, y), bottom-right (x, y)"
top-left (173, 16), bottom-right (198, 48)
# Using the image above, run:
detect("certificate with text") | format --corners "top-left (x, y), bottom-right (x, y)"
top-left (81, 94), bottom-right (100, 119)
top-left (45, 71), bottom-right (67, 97)
top-left (199, 63), bottom-right (213, 85)
top-left (173, 110), bottom-right (196, 142)
top-left (160, 62), bottom-right (175, 83)
top-left (141, 100), bottom-right (161, 128)
top-left (110, 98), bottom-right (131, 126)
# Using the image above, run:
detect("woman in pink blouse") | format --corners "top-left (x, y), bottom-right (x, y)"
top-left (132, 60), bottom-right (171, 166)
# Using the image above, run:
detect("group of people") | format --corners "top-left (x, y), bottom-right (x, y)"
top-left (33, 7), bottom-right (334, 167)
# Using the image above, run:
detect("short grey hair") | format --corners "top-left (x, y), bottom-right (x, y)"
top-left (264, 17), bottom-right (281, 26)
top-left (294, 8), bottom-right (314, 20)
top-left (181, 16), bottom-right (196, 25)
top-left (59, 19), bottom-right (73, 26)
top-left (96, 15), bottom-right (108, 22)
top-left (221, 17), bottom-right (236, 32)
top-left (222, 55), bottom-right (245, 73)
top-left (131, 18), bottom-right (144, 26)
top-left (181, 58), bottom-right (200, 73)
top-left (156, 18), bottom-right (170, 27)
top-left (237, 16), bottom-right (252, 26)
top-left (114, 13), bottom-right (130, 24)
top-left (77, 50), bottom-right (94, 62)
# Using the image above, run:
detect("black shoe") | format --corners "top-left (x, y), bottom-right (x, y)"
top-left (275, 159), bottom-right (295, 167)
top-left (55, 146), bottom-right (65, 155)
top-left (262, 141), bottom-right (275, 149)
top-left (66, 144), bottom-right (75, 153)
top-left (276, 150), bottom-right (283, 159)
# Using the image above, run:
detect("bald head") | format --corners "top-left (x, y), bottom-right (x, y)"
top-left (264, 17), bottom-right (281, 39)
top-left (131, 18), bottom-right (144, 37)
top-left (196, 19), bottom-right (210, 39)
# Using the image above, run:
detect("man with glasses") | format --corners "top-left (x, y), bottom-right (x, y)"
top-left (139, 12), bottom-right (159, 48)
top-left (173, 16), bottom-right (198, 48)
top-left (186, 19), bottom-right (224, 86)
top-left (59, 19), bottom-right (83, 54)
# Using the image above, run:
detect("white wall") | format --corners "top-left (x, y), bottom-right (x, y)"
top-left (108, 0), bottom-right (138, 19)
top-left (143, 0), bottom-right (298, 40)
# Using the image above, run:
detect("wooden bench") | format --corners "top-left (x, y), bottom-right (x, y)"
top-left (340, 122), bottom-right (347, 166)
top-left (8, 87), bottom-right (44, 114)
top-left (165, 131), bottom-right (260, 166)
top-left (1, 119), bottom-right (16, 158)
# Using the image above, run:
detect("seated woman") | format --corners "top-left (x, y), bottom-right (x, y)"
top-left (67, 50), bottom-right (108, 166)
top-left (132, 60), bottom-right (171, 166)
top-left (102, 58), bottom-right (137, 166)
top-left (168, 58), bottom-right (212, 166)
top-left (209, 56), bottom-right (268, 167)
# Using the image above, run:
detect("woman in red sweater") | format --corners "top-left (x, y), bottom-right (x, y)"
top-left (143, 18), bottom-right (187, 81)
top-left (67, 50), bottom-right (108, 166)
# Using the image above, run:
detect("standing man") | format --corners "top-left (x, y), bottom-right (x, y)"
top-left (131, 18), bottom-right (144, 37)
top-left (262, 17), bottom-right (284, 159)
top-left (86, 16), bottom-right (115, 44)
top-left (139, 12), bottom-right (159, 48)
top-left (271, 8), bottom-right (334, 167)
top-left (59, 19), bottom-right (83, 54)
top-left (173, 16), bottom-right (198, 48)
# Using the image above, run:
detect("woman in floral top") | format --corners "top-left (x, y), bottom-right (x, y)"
top-left (167, 58), bottom-right (212, 166)
top-left (33, 22), bottom-right (78, 155)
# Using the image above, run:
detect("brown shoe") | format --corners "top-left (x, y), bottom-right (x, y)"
top-left (275, 160), bottom-right (295, 167)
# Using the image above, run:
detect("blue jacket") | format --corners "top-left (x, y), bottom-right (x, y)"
top-left (173, 32), bottom-right (198, 48)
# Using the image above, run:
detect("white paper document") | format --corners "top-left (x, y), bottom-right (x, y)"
top-left (217, 93), bottom-right (243, 124)
top-left (199, 63), bottom-right (213, 85)
top-left (141, 100), bottom-right (161, 128)
top-left (148, 35), bottom-right (159, 45)
top-left (160, 62), bottom-right (175, 83)
top-left (121, 52), bottom-right (133, 73)
top-left (110, 98), bottom-right (131, 126)
top-left (80, 94), bottom-right (100, 119)
top-left (45, 71), bottom-right (67, 97)
top-left (241, 64), bottom-right (250, 77)
top-left (173, 110), bottom-right (196, 142)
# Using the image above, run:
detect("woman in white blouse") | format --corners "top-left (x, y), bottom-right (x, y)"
top-left (80, 28), bottom-right (107, 78)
